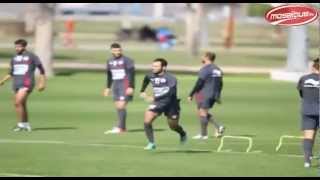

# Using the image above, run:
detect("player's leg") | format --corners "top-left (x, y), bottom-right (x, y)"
top-left (205, 98), bottom-right (225, 137)
top-left (13, 87), bottom-right (30, 131)
top-left (302, 130), bottom-right (315, 167)
top-left (193, 96), bottom-right (210, 139)
top-left (165, 99), bottom-right (187, 143)
top-left (114, 83), bottom-right (133, 131)
top-left (115, 100), bottom-right (128, 131)
top-left (301, 115), bottom-right (318, 167)
top-left (194, 95), bottom-right (209, 138)
top-left (207, 113), bottom-right (220, 129)
top-left (144, 110), bottom-right (158, 150)
top-left (199, 108), bottom-right (209, 138)
top-left (167, 118), bottom-right (187, 144)
top-left (208, 113), bottom-right (225, 138)
top-left (105, 86), bottom-right (127, 134)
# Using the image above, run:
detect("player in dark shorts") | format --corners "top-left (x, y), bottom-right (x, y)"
top-left (103, 43), bottom-right (135, 134)
top-left (140, 58), bottom-right (187, 150)
top-left (188, 52), bottom-right (225, 140)
top-left (0, 39), bottom-right (46, 132)
top-left (297, 58), bottom-right (319, 168)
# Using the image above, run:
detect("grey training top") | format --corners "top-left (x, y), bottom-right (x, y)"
top-left (297, 73), bottom-right (320, 115)
top-left (198, 64), bottom-right (223, 99)
top-left (142, 72), bottom-right (178, 104)
top-left (106, 55), bottom-right (135, 89)
top-left (9, 50), bottom-right (45, 90)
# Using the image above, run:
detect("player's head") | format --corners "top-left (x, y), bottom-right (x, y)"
top-left (110, 43), bottom-right (122, 58)
top-left (14, 39), bottom-right (27, 54)
top-left (312, 58), bottom-right (319, 73)
top-left (201, 52), bottom-right (216, 64)
top-left (152, 58), bottom-right (168, 74)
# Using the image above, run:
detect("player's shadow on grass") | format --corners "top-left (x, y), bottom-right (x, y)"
top-left (156, 150), bottom-right (212, 154)
top-left (55, 70), bottom-right (103, 77)
top-left (32, 127), bottom-right (77, 131)
top-left (55, 71), bottom-right (76, 76)
top-left (127, 128), bottom-right (166, 133)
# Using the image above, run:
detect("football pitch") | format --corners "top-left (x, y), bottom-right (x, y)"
top-left (0, 72), bottom-right (319, 176)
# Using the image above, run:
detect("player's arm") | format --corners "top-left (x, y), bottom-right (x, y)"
top-left (297, 77), bottom-right (303, 98)
top-left (125, 59), bottom-right (135, 96)
top-left (103, 63), bottom-right (112, 97)
top-left (188, 78), bottom-right (205, 100)
top-left (0, 60), bottom-right (14, 86)
top-left (140, 75), bottom-right (150, 99)
top-left (106, 69), bottom-right (113, 88)
top-left (37, 65), bottom-right (46, 92)
top-left (34, 55), bottom-right (46, 92)
top-left (0, 74), bottom-right (11, 86)
top-left (127, 67), bottom-right (135, 88)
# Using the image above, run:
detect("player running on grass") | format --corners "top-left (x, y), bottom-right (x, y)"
top-left (0, 39), bottom-right (46, 132)
top-left (103, 43), bottom-right (135, 134)
top-left (188, 52), bottom-right (225, 140)
top-left (140, 58), bottom-right (187, 150)
top-left (297, 58), bottom-right (320, 168)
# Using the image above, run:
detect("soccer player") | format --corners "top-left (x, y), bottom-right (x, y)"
top-left (297, 58), bottom-right (320, 168)
top-left (188, 52), bottom-right (225, 140)
top-left (0, 39), bottom-right (46, 132)
top-left (103, 43), bottom-right (135, 134)
top-left (140, 58), bottom-right (187, 150)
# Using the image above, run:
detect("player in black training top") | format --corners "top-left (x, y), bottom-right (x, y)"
top-left (140, 58), bottom-right (187, 150)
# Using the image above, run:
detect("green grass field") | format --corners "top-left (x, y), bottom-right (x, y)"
top-left (0, 72), bottom-right (319, 176)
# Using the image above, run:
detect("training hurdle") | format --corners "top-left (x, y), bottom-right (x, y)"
top-left (217, 135), bottom-right (253, 153)
top-left (275, 135), bottom-right (303, 152)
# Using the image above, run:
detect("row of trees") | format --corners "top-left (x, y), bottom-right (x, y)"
top-left (25, 3), bottom-right (55, 77)
top-left (25, 3), bottom-right (310, 77)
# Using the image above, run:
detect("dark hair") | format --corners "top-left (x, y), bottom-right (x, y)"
top-left (110, 43), bottom-right (121, 49)
top-left (313, 58), bottom-right (319, 70)
top-left (205, 52), bottom-right (216, 62)
top-left (14, 39), bottom-right (27, 47)
top-left (153, 58), bottom-right (168, 67)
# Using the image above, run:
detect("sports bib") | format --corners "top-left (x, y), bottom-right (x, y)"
top-left (153, 86), bottom-right (169, 97)
top-left (13, 64), bottom-right (29, 75)
top-left (111, 69), bottom-right (125, 80)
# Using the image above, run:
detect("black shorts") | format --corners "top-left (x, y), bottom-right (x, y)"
top-left (301, 114), bottom-right (319, 130)
top-left (148, 99), bottom-right (181, 120)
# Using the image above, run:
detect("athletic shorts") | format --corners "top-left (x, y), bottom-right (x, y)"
top-left (301, 114), bottom-right (319, 130)
top-left (196, 97), bottom-right (215, 109)
top-left (148, 99), bottom-right (181, 120)
top-left (195, 92), bottom-right (216, 109)
top-left (112, 83), bottom-right (133, 102)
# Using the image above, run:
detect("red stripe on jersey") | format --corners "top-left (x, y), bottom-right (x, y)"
top-left (123, 75), bottom-right (129, 90)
